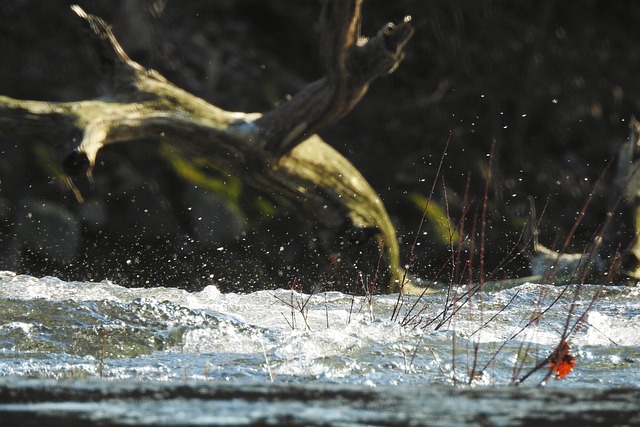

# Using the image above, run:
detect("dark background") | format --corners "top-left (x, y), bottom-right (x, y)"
top-left (0, 0), bottom-right (638, 290)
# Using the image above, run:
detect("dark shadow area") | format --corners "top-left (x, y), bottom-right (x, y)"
top-left (1, 0), bottom-right (638, 290)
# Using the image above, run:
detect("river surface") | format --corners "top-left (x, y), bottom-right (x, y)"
top-left (0, 271), bottom-right (639, 425)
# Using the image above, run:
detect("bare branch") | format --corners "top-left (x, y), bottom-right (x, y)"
top-left (255, 0), bottom-right (414, 156)
top-left (0, 2), bottom-right (419, 293)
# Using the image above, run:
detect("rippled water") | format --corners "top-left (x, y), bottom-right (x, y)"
top-left (1, 271), bottom-right (638, 390)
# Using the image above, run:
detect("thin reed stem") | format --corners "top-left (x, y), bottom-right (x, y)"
top-left (392, 132), bottom-right (452, 322)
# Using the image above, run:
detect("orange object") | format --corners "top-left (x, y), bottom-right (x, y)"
top-left (549, 340), bottom-right (576, 379)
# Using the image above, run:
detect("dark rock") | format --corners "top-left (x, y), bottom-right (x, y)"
top-left (75, 198), bottom-right (107, 232)
top-left (182, 185), bottom-right (244, 248)
top-left (11, 198), bottom-right (80, 265)
top-left (95, 156), bottom-right (180, 241)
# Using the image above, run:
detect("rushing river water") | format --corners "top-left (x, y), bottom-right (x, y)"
top-left (0, 271), bottom-right (639, 425)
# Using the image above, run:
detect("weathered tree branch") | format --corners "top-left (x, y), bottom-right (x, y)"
top-left (256, 0), bottom-right (414, 155)
top-left (0, 2), bottom-right (419, 293)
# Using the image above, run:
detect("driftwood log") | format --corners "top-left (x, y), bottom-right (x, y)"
top-left (0, 1), bottom-right (422, 293)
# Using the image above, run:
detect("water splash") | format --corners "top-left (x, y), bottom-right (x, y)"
top-left (0, 271), bottom-right (638, 388)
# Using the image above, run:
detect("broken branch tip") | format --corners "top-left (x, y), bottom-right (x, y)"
top-left (70, 5), bottom-right (86, 18)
